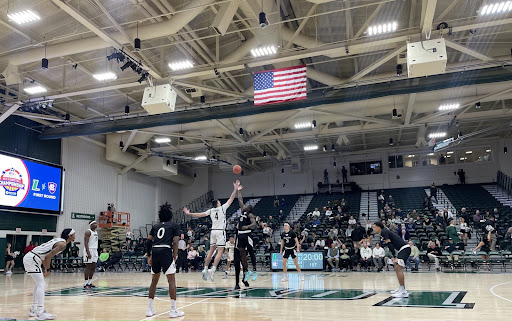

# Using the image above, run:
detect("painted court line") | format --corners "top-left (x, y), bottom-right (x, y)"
top-left (490, 281), bottom-right (512, 303)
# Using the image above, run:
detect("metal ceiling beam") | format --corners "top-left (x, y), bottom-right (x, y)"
top-left (444, 39), bottom-right (494, 62)
top-left (0, 104), bottom-right (20, 124)
top-left (435, 0), bottom-right (459, 23)
top-left (214, 119), bottom-right (246, 143)
top-left (312, 108), bottom-right (394, 125)
top-left (345, 45), bottom-right (407, 83)
top-left (284, 4), bottom-right (318, 50)
top-left (119, 154), bottom-right (149, 175)
top-left (247, 109), bottom-right (310, 143)
top-left (122, 130), bottom-right (139, 152)
top-left (172, 81), bottom-right (251, 99)
top-left (409, 0), bottom-right (417, 29)
top-left (404, 93), bottom-right (417, 126)
top-left (421, 0), bottom-right (438, 36)
top-left (353, 0), bottom-right (386, 39)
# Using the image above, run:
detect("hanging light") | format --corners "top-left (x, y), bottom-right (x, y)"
top-left (259, 12), bottom-right (267, 28)
top-left (281, 168), bottom-right (284, 174)
top-left (333, 161), bottom-right (337, 168)
top-left (323, 145), bottom-right (327, 152)
top-left (134, 21), bottom-right (141, 51)
top-left (392, 108), bottom-right (398, 117)
top-left (263, 150), bottom-right (267, 157)
top-left (41, 44), bottom-right (48, 70)
top-left (124, 105), bottom-right (130, 115)
top-left (312, 120), bottom-right (317, 128)
top-left (389, 138), bottom-right (393, 146)
top-left (331, 144), bottom-right (335, 152)
top-left (239, 128), bottom-right (244, 135)
top-left (505, 147), bottom-right (508, 154)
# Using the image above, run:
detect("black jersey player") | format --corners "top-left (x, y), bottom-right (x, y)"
top-left (146, 203), bottom-right (183, 318)
top-left (280, 223), bottom-right (304, 282)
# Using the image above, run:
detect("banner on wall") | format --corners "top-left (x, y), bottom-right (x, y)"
top-left (71, 212), bottom-right (95, 221)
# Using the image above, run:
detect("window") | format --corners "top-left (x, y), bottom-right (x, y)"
top-left (423, 153), bottom-right (438, 166)
top-left (444, 151), bottom-right (455, 164)
top-left (457, 150), bottom-right (472, 163)
top-left (388, 155), bottom-right (403, 168)
top-left (404, 154), bottom-right (419, 168)
top-left (350, 161), bottom-right (382, 175)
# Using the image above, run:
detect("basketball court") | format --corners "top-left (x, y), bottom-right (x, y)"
top-left (1, 271), bottom-right (511, 320)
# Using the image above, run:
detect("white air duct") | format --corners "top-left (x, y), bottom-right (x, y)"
top-left (106, 133), bottom-right (193, 185)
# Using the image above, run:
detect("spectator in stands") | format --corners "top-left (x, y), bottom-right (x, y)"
top-left (187, 246), bottom-right (199, 271)
top-left (273, 196), bottom-right (280, 207)
top-left (125, 228), bottom-right (134, 247)
top-left (351, 223), bottom-right (365, 250)
top-left (505, 227), bottom-right (512, 240)
top-left (327, 200), bottom-right (332, 208)
top-left (372, 242), bottom-right (385, 272)
top-left (444, 238), bottom-right (460, 262)
top-left (336, 206), bottom-right (343, 216)
top-left (348, 216), bottom-right (356, 225)
top-left (180, 219), bottom-right (187, 231)
top-left (325, 207), bottom-right (333, 217)
top-left (400, 227), bottom-right (409, 241)
top-left (315, 238), bottom-right (326, 249)
top-left (446, 219), bottom-right (460, 243)
top-left (429, 183), bottom-right (438, 203)
top-left (359, 242), bottom-right (372, 271)
top-left (341, 213), bottom-right (350, 223)
top-left (423, 197), bottom-right (432, 211)
top-left (427, 241), bottom-right (441, 271)
top-left (435, 212), bottom-right (445, 228)
top-left (268, 216), bottom-right (278, 229)
top-left (126, 241), bottom-right (137, 255)
top-left (327, 243), bottom-right (340, 271)
top-left (423, 216), bottom-right (433, 227)
top-left (493, 208), bottom-right (500, 218)
top-left (226, 219), bottom-right (235, 232)
top-left (24, 241), bottom-right (36, 254)
top-left (278, 209), bottom-right (285, 222)
top-left (396, 208), bottom-right (404, 219)
top-left (311, 208), bottom-right (321, 218)
top-left (197, 245), bottom-right (206, 261)
top-left (345, 225), bottom-right (354, 238)
top-left (460, 207), bottom-right (470, 225)
top-left (280, 198), bottom-right (286, 207)
top-left (443, 208), bottom-right (454, 223)
top-left (365, 220), bottom-right (373, 234)
top-left (97, 248), bottom-right (109, 271)
top-left (262, 223), bottom-right (273, 237)
top-left (312, 217), bottom-right (321, 227)
top-left (473, 210), bottom-right (483, 224)
top-left (293, 218), bottom-right (300, 230)
top-left (103, 249), bottom-right (122, 270)
top-left (70, 242), bottom-right (79, 257)
top-left (339, 244), bottom-right (351, 272)
top-left (473, 229), bottom-right (492, 270)
top-left (407, 241), bottom-right (420, 271)
top-left (459, 217), bottom-right (469, 246)
top-left (177, 234), bottom-right (188, 273)
top-left (406, 218), bottom-right (415, 232)
top-left (328, 228), bottom-right (338, 240)
top-left (333, 237), bottom-right (342, 248)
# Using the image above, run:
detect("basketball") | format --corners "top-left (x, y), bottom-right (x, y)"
top-left (233, 165), bottom-right (242, 174)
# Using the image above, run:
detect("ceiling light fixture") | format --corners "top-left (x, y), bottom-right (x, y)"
top-left (486, 149), bottom-right (492, 153)
top-left (239, 128), bottom-right (244, 135)
top-left (93, 72), bottom-right (117, 81)
top-left (259, 11), bottom-right (267, 28)
top-left (367, 21), bottom-right (397, 36)
top-left (155, 137), bottom-right (171, 144)
top-left (304, 145), bottom-right (318, 151)
top-left (428, 132), bottom-right (447, 139)
top-left (8, 10), bottom-right (40, 25)
top-left (194, 155), bottom-right (207, 161)
top-left (295, 122), bottom-right (313, 129)
top-left (475, 102), bottom-right (481, 108)
top-left (24, 86), bottom-right (47, 95)
top-left (480, 2), bottom-right (512, 15)
top-left (447, 151), bottom-right (454, 154)
top-left (168, 60), bottom-right (194, 71)
top-left (389, 138), bottom-right (393, 146)
top-left (466, 151), bottom-right (473, 154)
top-left (331, 144), bottom-right (335, 152)
top-left (134, 21), bottom-right (141, 51)
top-left (323, 145), bottom-right (327, 152)
top-left (251, 45), bottom-right (277, 57)
top-left (427, 153), bottom-right (435, 156)
top-left (263, 150), bottom-right (267, 157)
top-left (124, 105), bottom-right (129, 115)
top-left (438, 103), bottom-right (460, 111)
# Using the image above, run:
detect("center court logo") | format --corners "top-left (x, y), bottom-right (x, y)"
top-left (1, 168), bottom-right (26, 196)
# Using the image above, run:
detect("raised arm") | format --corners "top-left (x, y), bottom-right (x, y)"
top-left (224, 181), bottom-right (240, 207)
top-left (183, 207), bottom-right (208, 218)
top-left (237, 186), bottom-right (244, 208)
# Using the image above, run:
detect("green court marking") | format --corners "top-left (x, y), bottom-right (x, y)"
top-left (374, 291), bottom-right (475, 309)
top-left (46, 286), bottom-right (374, 300)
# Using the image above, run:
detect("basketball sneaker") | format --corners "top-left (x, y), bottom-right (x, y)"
top-left (390, 287), bottom-right (400, 294)
top-left (234, 284), bottom-right (241, 290)
top-left (300, 274), bottom-right (305, 281)
top-left (202, 269), bottom-right (207, 281)
top-left (36, 311), bottom-right (56, 320)
top-left (243, 271), bottom-right (252, 282)
top-left (222, 272), bottom-right (228, 279)
top-left (251, 271), bottom-right (258, 281)
top-left (89, 284), bottom-right (96, 288)
top-left (281, 275), bottom-right (288, 282)
top-left (169, 309), bottom-right (185, 318)
top-left (146, 307), bottom-right (155, 317)
top-left (208, 269), bottom-right (215, 282)
top-left (29, 308), bottom-right (38, 317)
top-left (243, 280), bottom-right (250, 287)
top-left (391, 289), bottom-right (409, 298)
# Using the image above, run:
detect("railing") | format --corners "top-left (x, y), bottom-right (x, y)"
top-left (497, 171), bottom-right (512, 199)
top-left (176, 190), bottom-right (214, 223)
top-left (99, 211), bottom-right (130, 228)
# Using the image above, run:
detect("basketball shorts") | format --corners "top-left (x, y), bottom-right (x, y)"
top-left (283, 248), bottom-right (297, 259)
top-left (395, 245), bottom-right (411, 268)
top-left (151, 248), bottom-right (176, 275)
top-left (236, 233), bottom-right (253, 250)
top-left (210, 230), bottom-right (226, 247)
top-left (83, 249), bottom-right (99, 263)
top-left (23, 252), bottom-right (43, 274)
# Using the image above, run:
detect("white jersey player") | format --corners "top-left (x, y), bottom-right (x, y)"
top-left (23, 228), bottom-right (76, 320)
top-left (83, 220), bottom-right (99, 289)
top-left (184, 180), bottom-right (240, 282)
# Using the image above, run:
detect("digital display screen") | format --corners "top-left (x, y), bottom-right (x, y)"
top-left (271, 252), bottom-right (324, 270)
top-left (0, 152), bottom-right (63, 215)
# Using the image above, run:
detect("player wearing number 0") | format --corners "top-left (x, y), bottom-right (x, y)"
top-left (23, 228), bottom-right (76, 320)
top-left (183, 180), bottom-right (240, 282)
top-left (234, 184), bottom-right (257, 289)
top-left (146, 203), bottom-right (183, 318)
top-left (83, 220), bottom-right (99, 289)
top-left (280, 223), bottom-right (304, 282)
top-left (372, 221), bottom-right (411, 298)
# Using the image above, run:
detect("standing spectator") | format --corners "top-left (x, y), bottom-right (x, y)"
top-left (323, 169), bottom-right (329, 184)
top-left (429, 183), bottom-right (438, 203)
top-left (446, 219), bottom-right (460, 243)
top-left (473, 230), bottom-right (491, 270)
top-left (70, 242), bottom-right (80, 257)
top-left (459, 217), bottom-right (469, 246)
top-left (177, 234), bottom-right (188, 273)
top-left (359, 242), bottom-right (372, 271)
top-left (341, 166), bottom-right (348, 183)
top-left (326, 243), bottom-right (340, 271)
top-left (24, 241), bottom-right (36, 254)
top-left (125, 228), bottom-right (134, 247)
top-left (442, 208), bottom-right (454, 224)
top-left (486, 216), bottom-right (498, 251)
top-left (280, 198), bottom-right (287, 207)
top-left (427, 241), bottom-right (441, 271)
top-left (273, 196), bottom-right (280, 207)
top-left (4, 243), bottom-right (15, 275)
top-left (372, 242), bottom-right (385, 272)
top-left (339, 244), bottom-right (351, 272)
top-left (407, 241), bottom-right (420, 271)
top-left (223, 237), bottom-right (235, 279)
top-left (351, 223), bottom-right (365, 250)
top-left (187, 246), bottom-right (199, 271)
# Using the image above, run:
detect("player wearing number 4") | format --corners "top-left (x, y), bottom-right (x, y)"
top-left (280, 222), bottom-right (304, 282)
top-left (184, 180), bottom-right (240, 282)
top-left (146, 203), bottom-right (183, 318)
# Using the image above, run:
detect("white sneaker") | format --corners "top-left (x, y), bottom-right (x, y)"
top-left (5, 271), bottom-right (12, 275)
top-left (146, 307), bottom-right (155, 317)
top-left (281, 276), bottom-right (288, 282)
top-left (300, 274), bottom-right (305, 281)
top-left (208, 269), bottom-right (215, 282)
top-left (36, 311), bottom-right (56, 320)
top-left (391, 290), bottom-right (409, 298)
top-left (29, 308), bottom-right (38, 317)
top-left (390, 287), bottom-right (400, 294)
top-left (169, 309), bottom-right (185, 318)
top-left (222, 273), bottom-right (228, 279)
top-left (202, 269), bottom-right (207, 281)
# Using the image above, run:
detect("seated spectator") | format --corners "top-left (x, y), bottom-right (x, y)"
top-left (336, 206), bottom-right (343, 216)
top-left (407, 240), bottom-right (420, 271)
top-left (293, 218), bottom-right (300, 230)
top-left (263, 237), bottom-right (274, 253)
top-left (326, 243), bottom-right (340, 271)
top-left (325, 207), bottom-right (333, 217)
top-left (103, 249), bottom-right (122, 269)
top-left (187, 246), bottom-right (199, 270)
top-left (365, 220), bottom-right (373, 235)
top-left (473, 210), bottom-right (483, 224)
top-left (70, 242), bottom-right (79, 257)
top-left (326, 200), bottom-right (332, 208)
top-left (505, 227), bottom-right (512, 240)
top-left (315, 238), bottom-right (326, 249)
top-left (262, 223), bottom-right (273, 236)
top-left (328, 228), bottom-right (338, 240)
top-left (427, 241), bottom-right (441, 272)
top-left (333, 237), bottom-right (342, 248)
top-left (309, 241), bottom-right (317, 251)
top-left (126, 241), bottom-right (137, 255)
top-left (434, 212), bottom-right (445, 227)
top-left (359, 242), bottom-right (372, 271)
top-left (187, 226), bottom-right (196, 241)
top-left (312, 217), bottom-right (321, 227)
top-left (348, 216), bottom-right (356, 225)
top-left (197, 245), bottom-right (206, 260)
top-left (345, 225), bottom-right (354, 238)
top-left (339, 244), bottom-right (351, 272)
top-left (268, 216), bottom-right (278, 229)
top-left (273, 196), bottom-right (280, 207)
top-left (442, 207), bottom-right (454, 223)
top-left (396, 208), bottom-right (404, 219)
top-left (400, 228), bottom-right (409, 241)
top-left (406, 218), bottom-right (415, 232)
top-left (423, 197), bottom-right (432, 210)
top-left (278, 209), bottom-right (285, 222)
top-left (97, 248), bottom-right (110, 271)
top-left (312, 208), bottom-right (321, 218)
top-left (372, 242), bottom-right (385, 272)
top-left (444, 238), bottom-right (460, 262)
top-left (280, 198), bottom-right (286, 207)
top-left (423, 216), bottom-right (433, 227)
top-left (226, 219), bottom-right (235, 231)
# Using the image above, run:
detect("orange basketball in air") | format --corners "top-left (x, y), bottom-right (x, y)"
top-left (233, 165), bottom-right (242, 174)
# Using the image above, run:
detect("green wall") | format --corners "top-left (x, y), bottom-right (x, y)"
top-left (0, 238), bottom-right (5, 269)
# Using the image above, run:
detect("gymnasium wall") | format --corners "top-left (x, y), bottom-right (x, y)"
top-left (58, 138), bottom-right (182, 255)
top-left (210, 141), bottom-right (499, 199)
top-left (498, 137), bottom-right (512, 177)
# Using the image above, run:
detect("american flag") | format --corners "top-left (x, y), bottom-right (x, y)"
top-left (253, 65), bottom-right (307, 105)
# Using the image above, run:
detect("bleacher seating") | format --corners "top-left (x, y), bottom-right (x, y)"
top-left (378, 187), bottom-right (428, 213)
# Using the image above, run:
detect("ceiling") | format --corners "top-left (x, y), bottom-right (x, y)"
top-left (1, 0), bottom-right (512, 173)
